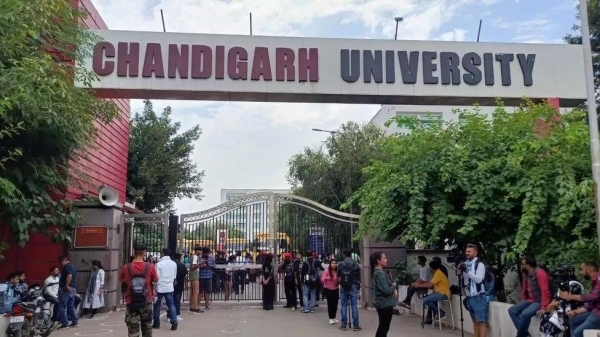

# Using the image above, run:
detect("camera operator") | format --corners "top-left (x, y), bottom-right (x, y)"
top-left (508, 257), bottom-right (552, 337)
top-left (558, 261), bottom-right (600, 337)
top-left (456, 244), bottom-right (488, 337)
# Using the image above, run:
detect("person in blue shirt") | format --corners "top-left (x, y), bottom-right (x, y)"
top-left (198, 247), bottom-right (215, 310)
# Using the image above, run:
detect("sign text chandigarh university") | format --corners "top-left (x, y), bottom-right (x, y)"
top-left (78, 30), bottom-right (587, 106)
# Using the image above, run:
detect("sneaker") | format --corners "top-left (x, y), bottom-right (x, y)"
top-left (353, 326), bottom-right (362, 331)
top-left (57, 326), bottom-right (69, 331)
top-left (339, 326), bottom-right (347, 331)
top-left (310, 310), bottom-right (314, 313)
top-left (69, 324), bottom-right (79, 328)
top-left (291, 307), bottom-right (296, 311)
top-left (177, 316), bottom-right (183, 321)
top-left (283, 305), bottom-right (291, 308)
top-left (171, 321), bottom-right (178, 331)
top-left (398, 301), bottom-right (411, 310)
top-left (434, 312), bottom-right (447, 322)
top-left (329, 319), bottom-right (335, 325)
top-left (334, 319), bottom-right (339, 323)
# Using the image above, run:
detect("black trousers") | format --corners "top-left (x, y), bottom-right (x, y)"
top-left (296, 281), bottom-right (304, 307)
top-left (262, 279), bottom-right (275, 310)
top-left (284, 280), bottom-right (297, 308)
top-left (323, 288), bottom-right (339, 319)
top-left (376, 306), bottom-right (394, 337)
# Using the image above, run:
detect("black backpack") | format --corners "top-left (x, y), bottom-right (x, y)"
top-left (128, 263), bottom-right (150, 308)
top-left (284, 259), bottom-right (296, 281)
top-left (340, 260), bottom-right (356, 291)
top-left (304, 260), bottom-right (318, 288)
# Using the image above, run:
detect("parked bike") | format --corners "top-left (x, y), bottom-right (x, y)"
top-left (6, 285), bottom-right (52, 337)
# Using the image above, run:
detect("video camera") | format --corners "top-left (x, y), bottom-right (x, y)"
top-left (446, 248), bottom-right (464, 267)
top-left (551, 264), bottom-right (575, 292)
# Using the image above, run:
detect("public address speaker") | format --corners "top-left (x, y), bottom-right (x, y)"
top-left (98, 185), bottom-right (119, 207)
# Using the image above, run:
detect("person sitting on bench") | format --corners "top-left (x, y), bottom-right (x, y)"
top-left (399, 256), bottom-right (432, 309)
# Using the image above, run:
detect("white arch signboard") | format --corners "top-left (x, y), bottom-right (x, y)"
top-left (77, 30), bottom-right (587, 106)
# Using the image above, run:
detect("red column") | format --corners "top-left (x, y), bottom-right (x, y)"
top-left (547, 97), bottom-right (560, 111)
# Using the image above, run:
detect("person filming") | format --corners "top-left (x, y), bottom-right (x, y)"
top-left (456, 244), bottom-right (488, 337)
top-left (558, 261), bottom-right (600, 337)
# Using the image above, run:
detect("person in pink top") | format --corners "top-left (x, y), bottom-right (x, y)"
top-left (321, 259), bottom-right (340, 325)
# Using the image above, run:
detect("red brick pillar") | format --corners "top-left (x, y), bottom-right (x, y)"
top-left (548, 97), bottom-right (560, 111)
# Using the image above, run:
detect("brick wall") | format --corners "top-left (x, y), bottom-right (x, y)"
top-left (0, 0), bottom-right (130, 285)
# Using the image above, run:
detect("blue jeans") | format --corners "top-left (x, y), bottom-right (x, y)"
top-left (153, 292), bottom-right (177, 327)
top-left (423, 293), bottom-right (448, 316)
top-left (570, 311), bottom-right (600, 337)
top-left (340, 285), bottom-right (359, 328)
top-left (58, 288), bottom-right (78, 327)
top-left (508, 300), bottom-right (540, 337)
top-left (302, 284), bottom-right (316, 312)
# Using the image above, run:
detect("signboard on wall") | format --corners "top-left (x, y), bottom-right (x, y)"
top-left (76, 30), bottom-right (588, 107)
top-left (73, 226), bottom-right (108, 249)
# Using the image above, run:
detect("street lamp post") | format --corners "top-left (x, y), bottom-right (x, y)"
top-left (578, 0), bottom-right (600, 257)
top-left (394, 17), bottom-right (403, 40)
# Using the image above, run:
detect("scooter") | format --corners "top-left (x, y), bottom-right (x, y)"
top-left (6, 285), bottom-right (52, 337)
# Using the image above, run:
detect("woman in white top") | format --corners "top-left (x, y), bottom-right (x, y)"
top-left (83, 260), bottom-right (105, 318)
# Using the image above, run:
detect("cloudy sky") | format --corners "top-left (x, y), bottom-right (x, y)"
top-left (90, 0), bottom-right (581, 214)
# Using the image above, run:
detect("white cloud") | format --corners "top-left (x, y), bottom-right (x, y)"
top-left (88, 0), bottom-right (519, 214)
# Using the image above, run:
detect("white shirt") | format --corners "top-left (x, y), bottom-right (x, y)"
top-left (191, 254), bottom-right (199, 266)
top-left (419, 266), bottom-right (432, 282)
top-left (156, 256), bottom-right (177, 293)
top-left (43, 275), bottom-right (59, 298)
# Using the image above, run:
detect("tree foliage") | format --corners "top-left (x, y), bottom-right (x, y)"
top-left (353, 102), bottom-right (597, 275)
top-left (0, 0), bottom-right (119, 246)
top-left (565, 0), bottom-right (600, 110)
top-left (127, 100), bottom-right (204, 213)
top-left (287, 121), bottom-right (385, 213)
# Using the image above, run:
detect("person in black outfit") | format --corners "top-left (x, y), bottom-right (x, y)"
top-left (279, 253), bottom-right (298, 310)
top-left (172, 253), bottom-right (187, 321)
top-left (294, 252), bottom-right (304, 308)
top-left (261, 253), bottom-right (275, 310)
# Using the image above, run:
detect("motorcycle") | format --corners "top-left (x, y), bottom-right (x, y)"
top-left (6, 285), bottom-right (52, 337)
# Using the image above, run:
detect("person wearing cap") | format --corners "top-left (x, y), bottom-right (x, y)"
top-left (188, 246), bottom-right (202, 313)
top-left (119, 244), bottom-right (158, 337)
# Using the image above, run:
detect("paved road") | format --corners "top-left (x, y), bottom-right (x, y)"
top-left (50, 303), bottom-right (471, 337)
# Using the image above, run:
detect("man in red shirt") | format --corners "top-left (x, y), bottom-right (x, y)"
top-left (120, 244), bottom-right (158, 337)
top-left (508, 257), bottom-right (551, 337)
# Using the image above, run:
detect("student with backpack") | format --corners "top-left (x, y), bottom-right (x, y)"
top-left (339, 249), bottom-right (361, 331)
top-left (119, 244), bottom-right (158, 337)
top-left (301, 250), bottom-right (324, 313)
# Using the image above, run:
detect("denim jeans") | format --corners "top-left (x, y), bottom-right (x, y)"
top-left (423, 292), bottom-right (448, 316)
top-left (153, 292), bottom-right (177, 327)
top-left (508, 300), bottom-right (540, 337)
top-left (302, 284), bottom-right (316, 312)
top-left (570, 312), bottom-right (600, 337)
top-left (44, 295), bottom-right (59, 322)
top-left (340, 285), bottom-right (359, 328)
top-left (58, 288), bottom-right (77, 327)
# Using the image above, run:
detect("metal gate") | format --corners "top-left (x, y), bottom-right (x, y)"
top-left (179, 192), bottom-right (359, 302)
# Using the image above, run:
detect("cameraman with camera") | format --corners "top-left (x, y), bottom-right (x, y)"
top-left (456, 244), bottom-right (488, 337)
top-left (558, 261), bottom-right (600, 337)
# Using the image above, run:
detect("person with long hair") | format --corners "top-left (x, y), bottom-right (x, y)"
top-left (83, 260), bottom-right (105, 318)
top-left (371, 252), bottom-right (397, 337)
top-left (321, 258), bottom-right (340, 324)
top-left (261, 253), bottom-right (275, 310)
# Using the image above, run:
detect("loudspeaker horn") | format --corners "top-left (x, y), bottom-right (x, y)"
top-left (98, 185), bottom-right (119, 207)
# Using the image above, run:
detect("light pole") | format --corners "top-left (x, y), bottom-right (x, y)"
top-left (578, 0), bottom-right (600, 256)
top-left (312, 128), bottom-right (341, 135)
top-left (394, 17), bottom-right (403, 40)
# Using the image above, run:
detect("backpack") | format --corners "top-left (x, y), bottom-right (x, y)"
top-left (284, 259), bottom-right (296, 281)
top-left (304, 260), bottom-right (318, 288)
top-left (339, 260), bottom-right (356, 291)
top-left (128, 263), bottom-right (150, 308)
top-left (473, 260), bottom-right (495, 295)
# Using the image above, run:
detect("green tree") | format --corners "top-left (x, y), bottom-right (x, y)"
top-left (0, 0), bottom-right (119, 247)
top-left (127, 100), bottom-right (204, 213)
top-left (287, 121), bottom-right (385, 212)
top-left (564, 0), bottom-right (600, 111)
top-left (352, 102), bottom-right (597, 300)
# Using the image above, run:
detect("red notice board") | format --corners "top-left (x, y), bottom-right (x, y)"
top-left (73, 226), bottom-right (108, 248)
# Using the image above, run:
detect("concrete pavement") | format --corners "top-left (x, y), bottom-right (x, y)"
top-left (50, 303), bottom-right (472, 337)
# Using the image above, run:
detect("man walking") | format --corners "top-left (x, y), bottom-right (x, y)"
top-left (457, 244), bottom-right (488, 337)
top-left (172, 253), bottom-right (187, 322)
top-left (57, 255), bottom-right (78, 330)
top-left (338, 249), bottom-right (361, 331)
top-left (120, 244), bottom-right (158, 337)
top-left (153, 248), bottom-right (178, 330)
top-left (508, 257), bottom-right (551, 337)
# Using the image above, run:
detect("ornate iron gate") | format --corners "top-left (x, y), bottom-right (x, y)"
top-left (179, 192), bottom-right (359, 302)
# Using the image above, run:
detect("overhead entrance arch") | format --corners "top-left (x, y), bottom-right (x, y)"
top-left (179, 192), bottom-right (359, 302)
